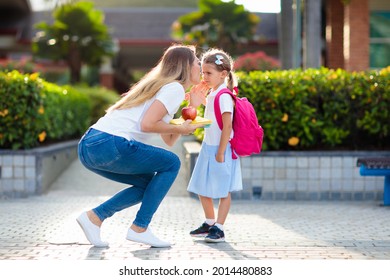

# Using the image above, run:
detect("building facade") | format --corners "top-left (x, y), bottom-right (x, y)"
top-left (0, 0), bottom-right (389, 92)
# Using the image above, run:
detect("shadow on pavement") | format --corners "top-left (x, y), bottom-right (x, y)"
top-left (193, 239), bottom-right (259, 260)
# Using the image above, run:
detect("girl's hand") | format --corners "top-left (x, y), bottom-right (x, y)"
top-left (215, 153), bottom-right (225, 163)
top-left (187, 82), bottom-right (209, 107)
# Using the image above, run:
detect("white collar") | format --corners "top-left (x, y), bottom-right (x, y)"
top-left (209, 83), bottom-right (227, 97)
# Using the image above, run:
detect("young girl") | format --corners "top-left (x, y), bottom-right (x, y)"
top-left (187, 48), bottom-right (243, 243)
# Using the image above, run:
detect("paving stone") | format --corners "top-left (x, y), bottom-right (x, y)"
top-left (0, 136), bottom-right (390, 261)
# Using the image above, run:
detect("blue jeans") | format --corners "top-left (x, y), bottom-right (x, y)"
top-left (78, 128), bottom-right (180, 228)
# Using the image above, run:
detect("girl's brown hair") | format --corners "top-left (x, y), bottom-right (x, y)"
top-left (201, 48), bottom-right (237, 91)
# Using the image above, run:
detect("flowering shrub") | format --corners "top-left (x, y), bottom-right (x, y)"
top-left (234, 51), bottom-right (280, 72)
top-left (193, 67), bottom-right (390, 151)
top-left (0, 70), bottom-right (91, 150)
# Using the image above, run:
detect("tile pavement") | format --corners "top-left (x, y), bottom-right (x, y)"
top-left (0, 136), bottom-right (389, 260)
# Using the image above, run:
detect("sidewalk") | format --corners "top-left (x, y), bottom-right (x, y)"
top-left (0, 136), bottom-right (389, 260)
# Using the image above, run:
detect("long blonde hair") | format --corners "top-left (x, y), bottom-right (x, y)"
top-left (201, 48), bottom-right (237, 91)
top-left (107, 44), bottom-right (197, 112)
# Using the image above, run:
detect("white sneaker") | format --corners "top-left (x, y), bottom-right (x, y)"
top-left (126, 227), bottom-right (171, 248)
top-left (76, 212), bottom-right (109, 248)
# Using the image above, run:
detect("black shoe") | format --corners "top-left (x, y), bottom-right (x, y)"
top-left (190, 222), bottom-right (212, 237)
top-left (204, 225), bottom-right (225, 243)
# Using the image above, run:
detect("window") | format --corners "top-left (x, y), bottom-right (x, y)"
top-left (370, 11), bottom-right (390, 68)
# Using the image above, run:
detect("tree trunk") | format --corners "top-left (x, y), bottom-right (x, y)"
top-left (68, 43), bottom-right (82, 84)
top-left (303, 0), bottom-right (322, 69)
top-left (279, 0), bottom-right (295, 69)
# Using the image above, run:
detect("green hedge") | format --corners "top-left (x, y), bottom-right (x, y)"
top-left (195, 67), bottom-right (390, 151)
top-left (0, 71), bottom-right (91, 150)
top-left (40, 82), bottom-right (91, 143)
top-left (71, 85), bottom-right (119, 125)
top-left (2, 67), bottom-right (388, 151)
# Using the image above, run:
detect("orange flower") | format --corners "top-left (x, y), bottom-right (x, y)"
top-left (30, 72), bottom-right (39, 81)
top-left (38, 106), bottom-right (44, 114)
top-left (288, 136), bottom-right (299, 146)
top-left (38, 131), bottom-right (46, 142)
top-left (0, 109), bottom-right (8, 117)
top-left (281, 113), bottom-right (288, 122)
top-left (328, 73), bottom-right (338, 80)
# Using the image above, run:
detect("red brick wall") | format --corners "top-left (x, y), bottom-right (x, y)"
top-left (326, 0), bottom-right (369, 71)
top-left (326, 0), bottom-right (345, 69)
top-left (344, 0), bottom-right (369, 71)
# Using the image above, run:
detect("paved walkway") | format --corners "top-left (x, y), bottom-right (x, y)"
top-left (1, 136), bottom-right (390, 261)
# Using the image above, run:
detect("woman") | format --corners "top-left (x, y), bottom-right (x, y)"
top-left (77, 44), bottom-right (204, 248)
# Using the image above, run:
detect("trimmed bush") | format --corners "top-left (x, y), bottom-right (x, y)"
top-left (71, 85), bottom-right (119, 125)
top-left (194, 67), bottom-right (390, 151)
top-left (0, 71), bottom-right (91, 150)
top-left (40, 82), bottom-right (91, 142)
top-left (0, 71), bottom-right (44, 149)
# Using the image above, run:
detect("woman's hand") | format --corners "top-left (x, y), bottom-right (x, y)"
top-left (186, 81), bottom-right (209, 107)
top-left (142, 100), bottom-right (204, 146)
top-left (162, 120), bottom-right (203, 146)
top-left (180, 119), bottom-right (204, 135)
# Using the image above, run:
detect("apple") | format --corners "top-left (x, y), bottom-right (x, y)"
top-left (181, 106), bottom-right (197, 121)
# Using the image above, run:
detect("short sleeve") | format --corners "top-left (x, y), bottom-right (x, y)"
top-left (156, 82), bottom-right (185, 116)
top-left (219, 94), bottom-right (234, 114)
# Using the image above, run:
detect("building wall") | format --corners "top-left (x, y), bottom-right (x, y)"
top-left (326, 0), bottom-right (345, 69)
top-left (325, 0), bottom-right (390, 70)
top-left (344, 0), bottom-right (370, 71)
top-left (370, 0), bottom-right (390, 10)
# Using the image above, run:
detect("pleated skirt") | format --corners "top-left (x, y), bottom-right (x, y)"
top-left (187, 143), bottom-right (243, 199)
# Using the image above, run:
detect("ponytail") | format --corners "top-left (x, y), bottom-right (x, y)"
top-left (227, 71), bottom-right (238, 92)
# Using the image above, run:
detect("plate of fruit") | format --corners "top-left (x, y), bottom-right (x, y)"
top-left (170, 106), bottom-right (211, 127)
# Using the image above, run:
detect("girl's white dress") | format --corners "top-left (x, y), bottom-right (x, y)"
top-left (187, 84), bottom-right (243, 199)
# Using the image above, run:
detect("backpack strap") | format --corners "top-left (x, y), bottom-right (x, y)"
top-left (214, 87), bottom-right (238, 130)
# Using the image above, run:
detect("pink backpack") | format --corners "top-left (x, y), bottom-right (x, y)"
top-left (214, 87), bottom-right (264, 159)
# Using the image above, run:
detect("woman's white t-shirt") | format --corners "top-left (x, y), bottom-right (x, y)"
top-left (203, 83), bottom-right (234, 145)
top-left (91, 82), bottom-right (185, 143)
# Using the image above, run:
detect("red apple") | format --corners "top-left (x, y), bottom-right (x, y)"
top-left (181, 106), bottom-right (197, 121)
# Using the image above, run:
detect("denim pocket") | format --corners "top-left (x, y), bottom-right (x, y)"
top-left (114, 136), bottom-right (139, 155)
top-left (83, 132), bottom-right (121, 167)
